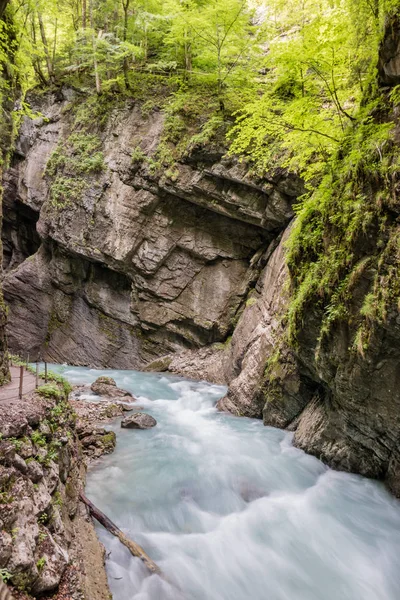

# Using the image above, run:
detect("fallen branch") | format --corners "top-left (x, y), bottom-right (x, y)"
top-left (79, 492), bottom-right (162, 577)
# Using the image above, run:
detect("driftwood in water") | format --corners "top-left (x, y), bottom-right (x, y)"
top-left (79, 492), bottom-right (162, 577)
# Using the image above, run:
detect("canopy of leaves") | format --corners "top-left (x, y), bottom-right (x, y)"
top-left (2, 0), bottom-right (397, 182)
top-left (229, 0), bottom-right (398, 183)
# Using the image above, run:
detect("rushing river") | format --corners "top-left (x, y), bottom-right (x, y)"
top-left (51, 365), bottom-right (400, 600)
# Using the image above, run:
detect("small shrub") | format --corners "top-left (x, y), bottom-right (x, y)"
top-left (36, 557), bottom-right (46, 572)
top-left (37, 383), bottom-right (62, 400)
top-left (49, 175), bottom-right (87, 208)
top-left (41, 370), bottom-right (72, 396)
top-left (31, 431), bottom-right (47, 447)
top-left (131, 146), bottom-right (146, 165)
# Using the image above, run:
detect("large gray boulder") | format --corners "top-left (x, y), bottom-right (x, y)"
top-left (90, 376), bottom-right (133, 399)
top-left (121, 413), bottom-right (157, 429)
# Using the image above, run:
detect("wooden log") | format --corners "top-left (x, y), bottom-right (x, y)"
top-left (79, 492), bottom-right (163, 577)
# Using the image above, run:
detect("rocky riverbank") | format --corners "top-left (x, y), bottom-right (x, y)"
top-left (0, 372), bottom-right (138, 599)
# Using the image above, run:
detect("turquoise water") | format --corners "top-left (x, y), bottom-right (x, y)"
top-left (51, 365), bottom-right (400, 600)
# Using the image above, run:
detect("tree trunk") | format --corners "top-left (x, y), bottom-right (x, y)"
top-left (31, 15), bottom-right (48, 85)
top-left (89, 0), bottom-right (101, 94)
top-left (184, 29), bottom-right (192, 78)
top-left (52, 18), bottom-right (58, 65)
top-left (82, 0), bottom-right (87, 29)
top-left (122, 0), bottom-right (130, 89)
top-left (79, 493), bottom-right (163, 576)
top-left (37, 10), bottom-right (54, 83)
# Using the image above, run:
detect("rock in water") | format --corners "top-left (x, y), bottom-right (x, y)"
top-left (121, 413), bottom-right (157, 429)
top-left (91, 376), bottom-right (133, 399)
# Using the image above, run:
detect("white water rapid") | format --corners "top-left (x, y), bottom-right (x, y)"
top-left (52, 365), bottom-right (400, 600)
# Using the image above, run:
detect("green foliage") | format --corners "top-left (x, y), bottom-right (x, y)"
top-left (48, 176), bottom-right (87, 208)
top-left (390, 85), bottom-right (400, 106)
top-left (0, 568), bottom-right (12, 583)
top-left (42, 370), bottom-right (73, 396)
top-left (5, 0), bottom-right (259, 104)
top-left (9, 436), bottom-right (22, 451)
top-left (228, 0), bottom-right (391, 182)
top-left (45, 132), bottom-right (104, 208)
top-left (0, 491), bottom-right (14, 504)
top-left (72, 94), bottom-right (121, 128)
top-left (37, 383), bottom-right (62, 400)
top-left (285, 92), bottom-right (400, 353)
top-left (8, 354), bottom-right (26, 366)
top-left (52, 491), bottom-right (63, 507)
top-left (41, 445), bottom-right (59, 466)
top-left (38, 531), bottom-right (48, 543)
top-left (31, 431), bottom-right (47, 447)
top-left (36, 557), bottom-right (46, 572)
top-left (37, 513), bottom-right (48, 524)
top-left (100, 431), bottom-right (116, 452)
top-left (0, 3), bottom-right (37, 167)
top-left (131, 146), bottom-right (147, 165)
top-left (47, 133), bottom-right (104, 176)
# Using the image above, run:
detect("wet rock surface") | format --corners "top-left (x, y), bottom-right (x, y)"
top-left (121, 413), bottom-right (157, 429)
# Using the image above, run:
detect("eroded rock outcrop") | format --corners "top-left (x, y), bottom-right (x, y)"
top-left (2, 95), bottom-right (299, 368)
top-left (90, 376), bottom-right (133, 399)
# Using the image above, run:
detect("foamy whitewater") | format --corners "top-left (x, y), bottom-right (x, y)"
top-left (51, 365), bottom-right (400, 600)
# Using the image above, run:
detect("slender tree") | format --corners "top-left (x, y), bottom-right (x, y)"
top-left (122, 0), bottom-right (130, 88)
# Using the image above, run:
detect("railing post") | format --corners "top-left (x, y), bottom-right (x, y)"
top-left (36, 363), bottom-right (39, 389)
top-left (19, 365), bottom-right (24, 399)
top-left (44, 362), bottom-right (48, 383)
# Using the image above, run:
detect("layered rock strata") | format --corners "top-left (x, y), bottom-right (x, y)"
top-left (2, 95), bottom-right (298, 368)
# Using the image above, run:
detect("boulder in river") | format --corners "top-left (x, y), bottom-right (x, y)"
top-left (121, 413), bottom-right (157, 429)
top-left (91, 376), bottom-right (134, 399)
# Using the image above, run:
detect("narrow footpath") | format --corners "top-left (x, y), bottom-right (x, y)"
top-left (0, 366), bottom-right (38, 403)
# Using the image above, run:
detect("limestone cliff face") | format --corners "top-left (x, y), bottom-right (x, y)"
top-left (2, 92), bottom-right (298, 367)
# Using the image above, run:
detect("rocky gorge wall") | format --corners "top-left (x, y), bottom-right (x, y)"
top-left (2, 91), bottom-right (299, 368)
top-left (0, 0), bottom-right (14, 386)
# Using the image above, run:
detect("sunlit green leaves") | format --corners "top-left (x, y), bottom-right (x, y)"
top-left (229, 0), bottom-right (391, 182)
